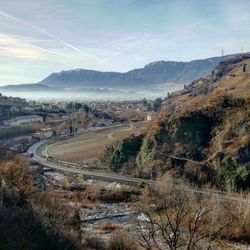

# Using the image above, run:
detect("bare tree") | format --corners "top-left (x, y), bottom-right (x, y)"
top-left (136, 174), bottom-right (233, 250)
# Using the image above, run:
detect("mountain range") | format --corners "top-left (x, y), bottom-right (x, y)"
top-left (39, 56), bottom-right (228, 89)
top-left (1, 55), bottom-right (239, 92)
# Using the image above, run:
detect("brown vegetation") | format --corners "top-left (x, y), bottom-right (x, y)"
top-left (99, 222), bottom-right (121, 231)
top-left (83, 234), bottom-right (106, 249)
top-left (0, 147), bottom-right (82, 249)
top-left (108, 233), bottom-right (139, 250)
top-left (31, 191), bottom-right (82, 246)
top-left (102, 94), bottom-right (250, 190)
top-left (84, 182), bottom-right (138, 202)
top-left (135, 174), bottom-right (250, 249)
top-left (0, 207), bottom-right (79, 250)
top-left (0, 155), bottom-right (34, 206)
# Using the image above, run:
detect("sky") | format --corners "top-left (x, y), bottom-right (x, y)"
top-left (0, 0), bottom-right (250, 85)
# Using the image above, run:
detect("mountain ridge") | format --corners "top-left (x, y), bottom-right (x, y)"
top-left (0, 53), bottom-right (246, 92)
top-left (39, 55), bottom-right (228, 89)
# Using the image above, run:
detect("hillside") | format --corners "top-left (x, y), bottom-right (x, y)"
top-left (102, 53), bottom-right (250, 190)
top-left (162, 53), bottom-right (250, 112)
top-left (38, 55), bottom-right (231, 89)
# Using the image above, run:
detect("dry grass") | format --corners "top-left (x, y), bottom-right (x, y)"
top-left (84, 182), bottom-right (103, 201)
top-left (108, 233), bottom-right (139, 250)
top-left (163, 59), bottom-right (250, 115)
top-left (99, 223), bottom-right (121, 231)
top-left (47, 123), bottom-right (147, 166)
top-left (143, 174), bottom-right (250, 246)
top-left (84, 182), bottom-right (137, 202)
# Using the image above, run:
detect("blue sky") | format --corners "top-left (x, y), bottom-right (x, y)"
top-left (0, 0), bottom-right (249, 85)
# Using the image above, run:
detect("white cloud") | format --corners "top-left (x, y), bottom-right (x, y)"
top-left (0, 9), bottom-right (104, 63)
top-left (0, 34), bottom-right (46, 60)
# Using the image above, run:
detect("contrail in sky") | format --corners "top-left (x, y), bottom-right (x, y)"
top-left (131, 17), bottom-right (217, 59)
top-left (99, 34), bottom-right (150, 65)
top-left (0, 9), bottom-right (103, 63)
top-left (0, 9), bottom-right (206, 67)
top-left (99, 20), bottom-right (207, 65)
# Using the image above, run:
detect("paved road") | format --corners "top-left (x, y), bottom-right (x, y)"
top-left (28, 130), bottom-right (154, 186)
top-left (28, 128), bottom-right (244, 200)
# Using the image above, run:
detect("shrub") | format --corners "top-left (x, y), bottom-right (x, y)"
top-left (31, 192), bottom-right (82, 247)
top-left (0, 207), bottom-right (80, 250)
top-left (84, 182), bottom-right (102, 201)
top-left (99, 223), bottom-right (121, 231)
top-left (101, 188), bottom-right (136, 202)
top-left (0, 155), bottom-right (34, 205)
top-left (108, 233), bottom-right (139, 250)
top-left (75, 173), bottom-right (87, 182)
top-left (83, 235), bottom-right (106, 250)
top-left (102, 135), bottom-right (143, 171)
top-left (183, 161), bottom-right (215, 187)
top-left (217, 157), bottom-right (249, 191)
top-left (138, 173), bottom-right (234, 249)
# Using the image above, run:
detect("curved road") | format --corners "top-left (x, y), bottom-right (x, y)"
top-left (28, 131), bottom-right (154, 186)
top-left (28, 128), bottom-right (243, 201)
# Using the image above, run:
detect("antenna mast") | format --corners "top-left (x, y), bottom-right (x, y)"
top-left (221, 48), bottom-right (224, 57)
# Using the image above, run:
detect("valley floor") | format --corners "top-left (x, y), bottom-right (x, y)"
top-left (47, 122), bottom-right (148, 168)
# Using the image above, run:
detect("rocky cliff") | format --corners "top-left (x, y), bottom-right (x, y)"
top-left (102, 53), bottom-right (250, 190)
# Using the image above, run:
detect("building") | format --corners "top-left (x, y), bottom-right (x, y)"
top-left (3, 115), bottom-right (43, 127)
top-left (42, 103), bottom-right (52, 111)
top-left (146, 113), bottom-right (152, 121)
top-left (40, 127), bottom-right (53, 138)
top-left (0, 105), bottom-right (11, 121)
top-left (0, 93), bottom-right (28, 121)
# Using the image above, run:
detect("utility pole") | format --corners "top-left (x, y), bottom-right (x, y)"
top-left (76, 111), bottom-right (80, 133)
top-left (221, 48), bottom-right (224, 57)
top-left (241, 46), bottom-right (243, 53)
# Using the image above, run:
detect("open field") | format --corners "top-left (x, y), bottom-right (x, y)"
top-left (47, 122), bottom-right (149, 168)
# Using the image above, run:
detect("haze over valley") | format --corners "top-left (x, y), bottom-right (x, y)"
top-left (0, 55), bottom-right (235, 100)
top-left (0, 1), bottom-right (250, 249)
